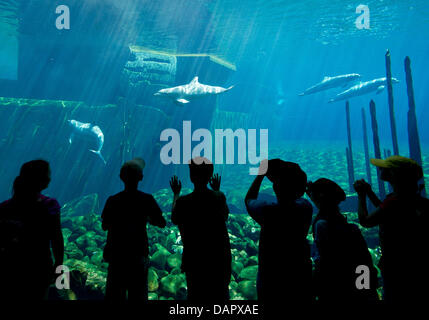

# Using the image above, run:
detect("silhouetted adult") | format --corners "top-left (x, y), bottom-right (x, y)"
top-left (170, 157), bottom-right (231, 300)
top-left (354, 156), bottom-right (429, 302)
top-left (102, 158), bottom-right (166, 300)
top-left (307, 178), bottom-right (378, 302)
top-left (245, 159), bottom-right (313, 303)
top-left (0, 160), bottom-right (64, 300)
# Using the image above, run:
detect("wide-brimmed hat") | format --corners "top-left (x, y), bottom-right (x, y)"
top-left (370, 155), bottom-right (423, 181)
top-left (266, 159), bottom-right (305, 184)
top-left (307, 178), bottom-right (346, 204)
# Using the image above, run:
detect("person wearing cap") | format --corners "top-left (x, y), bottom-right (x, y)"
top-left (245, 159), bottom-right (313, 303)
top-left (101, 158), bottom-right (166, 300)
top-left (354, 155), bottom-right (429, 302)
top-left (306, 178), bottom-right (378, 302)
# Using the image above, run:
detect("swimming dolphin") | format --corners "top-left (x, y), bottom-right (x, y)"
top-left (299, 73), bottom-right (361, 96)
top-left (154, 76), bottom-right (234, 105)
top-left (67, 120), bottom-right (106, 164)
top-left (328, 77), bottom-right (399, 103)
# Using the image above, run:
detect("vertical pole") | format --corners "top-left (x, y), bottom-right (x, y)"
top-left (369, 100), bottom-right (386, 199)
top-left (405, 56), bottom-right (426, 196)
top-left (362, 108), bottom-right (372, 185)
top-left (384, 149), bottom-right (393, 193)
top-left (385, 50), bottom-right (400, 155)
top-left (345, 101), bottom-right (355, 191)
top-left (346, 147), bottom-right (353, 192)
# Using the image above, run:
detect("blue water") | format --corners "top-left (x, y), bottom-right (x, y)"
top-left (1, 0), bottom-right (429, 301)
top-left (0, 0), bottom-right (428, 202)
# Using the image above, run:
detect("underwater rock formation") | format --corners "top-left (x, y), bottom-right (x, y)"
top-left (56, 191), bottom-right (263, 300)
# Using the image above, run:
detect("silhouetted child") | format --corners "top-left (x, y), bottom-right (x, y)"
top-left (0, 160), bottom-right (64, 300)
top-left (245, 159), bottom-right (313, 303)
top-left (170, 157), bottom-right (231, 301)
top-left (307, 178), bottom-right (378, 302)
top-left (354, 156), bottom-right (429, 302)
top-left (102, 158), bottom-right (166, 301)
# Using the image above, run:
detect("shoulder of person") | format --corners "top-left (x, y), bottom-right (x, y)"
top-left (174, 193), bottom-right (190, 206)
top-left (314, 219), bottom-right (329, 236)
top-left (0, 199), bottom-right (12, 209)
top-left (296, 198), bottom-right (313, 210)
top-left (39, 195), bottom-right (61, 214)
top-left (379, 193), bottom-right (399, 210)
top-left (417, 195), bottom-right (429, 206)
top-left (138, 191), bottom-right (155, 200)
top-left (108, 192), bottom-right (123, 201)
top-left (212, 190), bottom-right (227, 200)
top-left (314, 218), bottom-right (328, 229)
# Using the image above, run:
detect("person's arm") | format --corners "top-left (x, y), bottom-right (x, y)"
top-left (101, 197), bottom-right (112, 231)
top-left (245, 175), bottom-right (264, 204)
top-left (148, 195), bottom-right (166, 228)
top-left (170, 176), bottom-right (181, 225)
top-left (314, 220), bottom-right (329, 258)
top-left (366, 188), bottom-right (382, 207)
top-left (245, 160), bottom-right (269, 224)
top-left (51, 213), bottom-right (64, 268)
top-left (218, 192), bottom-right (229, 221)
top-left (354, 180), bottom-right (383, 228)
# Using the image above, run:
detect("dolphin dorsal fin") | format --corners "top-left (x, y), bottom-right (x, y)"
top-left (191, 76), bottom-right (199, 84)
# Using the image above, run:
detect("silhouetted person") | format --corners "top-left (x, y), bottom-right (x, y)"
top-left (245, 159), bottom-right (313, 303)
top-left (0, 160), bottom-right (64, 300)
top-left (307, 178), bottom-right (378, 302)
top-left (102, 158), bottom-right (166, 301)
top-left (170, 157), bottom-right (231, 300)
top-left (354, 156), bottom-right (429, 302)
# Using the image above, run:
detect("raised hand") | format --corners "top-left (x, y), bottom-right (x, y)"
top-left (170, 175), bottom-right (182, 195)
top-left (209, 173), bottom-right (221, 191)
top-left (353, 179), bottom-right (371, 196)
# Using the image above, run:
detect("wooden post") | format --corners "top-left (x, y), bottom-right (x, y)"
top-left (405, 56), bottom-right (426, 196)
top-left (385, 50), bottom-right (400, 155)
top-left (369, 100), bottom-right (386, 199)
top-left (345, 101), bottom-right (355, 191)
top-left (361, 108), bottom-right (372, 186)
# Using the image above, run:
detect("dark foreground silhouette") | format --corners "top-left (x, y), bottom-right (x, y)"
top-left (170, 157), bottom-right (231, 301)
top-left (0, 160), bottom-right (64, 300)
top-left (354, 155), bottom-right (429, 302)
top-left (102, 158), bottom-right (166, 300)
top-left (245, 159), bottom-right (313, 303)
top-left (307, 178), bottom-right (378, 302)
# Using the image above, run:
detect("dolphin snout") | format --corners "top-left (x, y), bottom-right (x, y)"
top-left (154, 92), bottom-right (161, 96)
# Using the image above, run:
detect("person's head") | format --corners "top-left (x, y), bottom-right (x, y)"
top-left (266, 159), bottom-right (307, 201)
top-left (120, 158), bottom-right (145, 188)
top-left (371, 156), bottom-right (423, 194)
top-left (306, 178), bottom-right (346, 210)
top-left (188, 157), bottom-right (213, 188)
top-left (13, 159), bottom-right (51, 198)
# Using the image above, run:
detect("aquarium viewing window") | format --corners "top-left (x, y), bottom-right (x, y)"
top-left (1, 0), bottom-right (429, 311)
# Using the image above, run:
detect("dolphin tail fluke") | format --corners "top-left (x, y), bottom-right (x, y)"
top-left (90, 150), bottom-right (107, 165)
